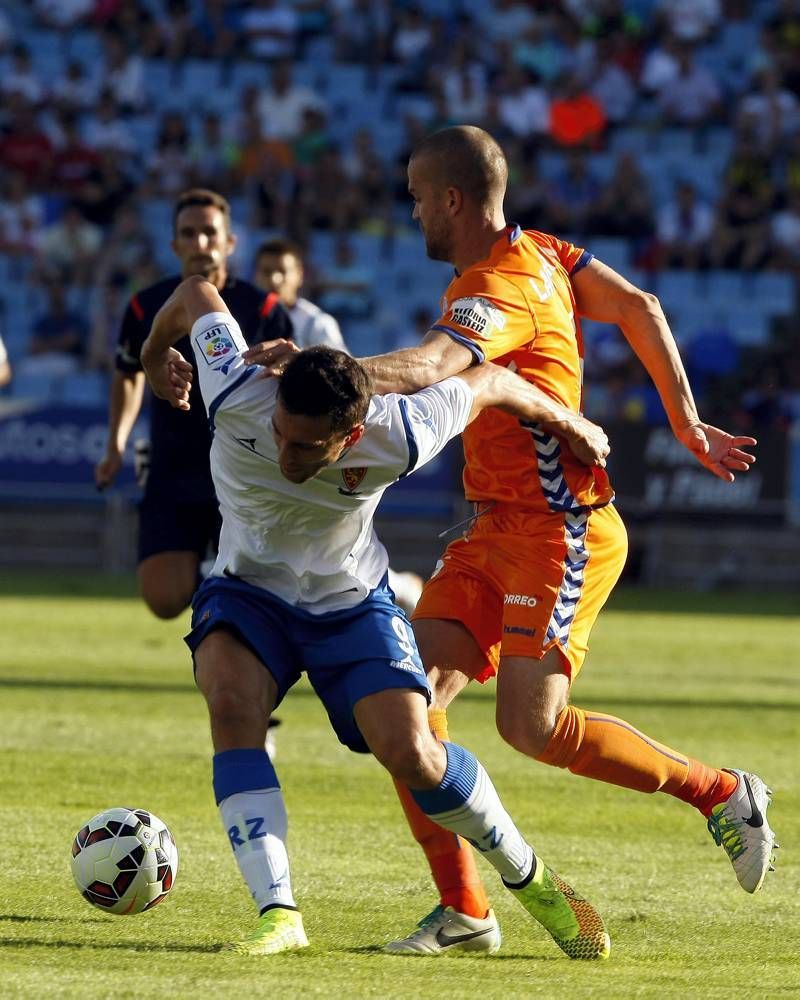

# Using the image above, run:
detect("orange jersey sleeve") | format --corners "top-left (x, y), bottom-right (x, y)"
top-left (432, 268), bottom-right (535, 363)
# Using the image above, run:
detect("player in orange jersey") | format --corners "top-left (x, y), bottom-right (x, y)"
top-left (243, 126), bottom-right (776, 955)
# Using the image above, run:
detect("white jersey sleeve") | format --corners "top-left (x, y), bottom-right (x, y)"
top-left (314, 312), bottom-right (347, 352)
top-left (388, 376), bottom-right (473, 479)
top-left (189, 311), bottom-right (253, 415)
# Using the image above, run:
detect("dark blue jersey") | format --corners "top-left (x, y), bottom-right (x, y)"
top-left (115, 275), bottom-right (291, 498)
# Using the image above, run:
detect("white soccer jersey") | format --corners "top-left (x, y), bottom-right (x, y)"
top-left (190, 311), bottom-right (472, 613)
top-left (288, 296), bottom-right (347, 351)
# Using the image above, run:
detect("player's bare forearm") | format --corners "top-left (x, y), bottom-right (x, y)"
top-left (360, 331), bottom-right (475, 394)
top-left (459, 363), bottom-right (610, 467)
top-left (572, 259), bottom-right (699, 435)
top-left (107, 370), bottom-right (145, 453)
top-left (142, 277), bottom-right (227, 409)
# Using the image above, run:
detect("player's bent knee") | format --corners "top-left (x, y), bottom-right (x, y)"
top-left (204, 685), bottom-right (263, 732)
top-left (369, 729), bottom-right (442, 788)
top-left (142, 591), bottom-right (190, 620)
top-left (496, 710), bottom-right (556, 759)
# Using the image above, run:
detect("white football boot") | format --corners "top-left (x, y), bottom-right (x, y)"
top-left (384, 905), bottom-right (501, 955)
top-left (707, 769), bottom-right (777, 893)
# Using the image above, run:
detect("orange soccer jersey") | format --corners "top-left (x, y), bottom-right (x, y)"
top-left (431, 225), bottom-right (614, 513)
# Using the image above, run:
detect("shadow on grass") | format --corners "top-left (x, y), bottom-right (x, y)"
top-left (0, 675), bottom-right (796, 713)
top-left (0, 915), bottom-right (99, 924)
top-left (0, 936), bottom-right (219, 954)
top-left (347, 945), bottom-right (561, 961)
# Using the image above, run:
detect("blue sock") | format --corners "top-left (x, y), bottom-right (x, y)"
top-left (213, 748), bottom-right (278, 805)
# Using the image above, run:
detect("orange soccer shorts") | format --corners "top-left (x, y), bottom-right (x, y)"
top-left (412, 502), bottom-right (628, 683)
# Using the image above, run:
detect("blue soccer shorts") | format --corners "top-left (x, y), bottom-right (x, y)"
top-left (185, 574), bottom-right (430, 753)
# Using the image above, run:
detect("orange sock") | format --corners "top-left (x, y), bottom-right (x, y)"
top-left (537, 705), bottom-right (737, 816)
top-left (391, 707), bottom-right (490, 919)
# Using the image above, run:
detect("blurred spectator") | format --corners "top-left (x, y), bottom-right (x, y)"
top-left (87, 276), bottom-right (128, 371)
top-left (496, 68), bottom-right (550, 140)
top-left (146, 111), bottom-right (192, 197)
top-left (2, 44), bottom-right (44, 106)
top-left (189, 113), bottom-right (239, 191)
top-left (103, 2), bottom-right (161, 57)
top-left (39, 204), bottom-right (102, 286)
top-left (156, 0), bottom-right (196, 63)
top-left (737, 67), bottom-right (800, 154)
top-left (392, 6), bottom-right (433, 66)
top-left (17, 283), bottom-right (87, 377)
top-left (771, 186), bottom-right (800, 269)
top-left (316, 235), bottom-right (373, 318)
top-left (343, 129), bottom-right (392, 232)
top-left (737, 366), bottom-right (793, 431)
top-left (51, 114), bottom-right (102, 197)
top-left (0, 174), bottom-right (45, 257)
top-left (656, 0), bottom-right (721, 44)
top-left (331, 0), bottom-right (391, 67)
top-left (590, 153), bottom-right (654, 239)
top-left (96, 205), bottom-right (153, 287)
top-left (0, 10), bottom-right (11, 53)
top-left (51, 60), bottom-right (98, 115)
top-left (475, 0), bottom-right (537, 45)
top-left (253, 238), bottom-right (348, 350)
top-left (506, 157), bottom-right (553, 232)
top-left (193, 0), bottom-right (239, 61)
top-left (257, 60), bottom-right (325, 142)
top-left (75, 151), bottom-right (136, 228)
top-left (656, 48), bottom-right (721, 126)
top-left (0, 101), bottom-right (54, 188)
top-left (439, 44), bottom-right (488, 124)
top-left (590, 37), bottom-right (637, 125)
top-left (513, 15), bottom-right (568, 84)
top-left (656, 180), bottom-right (714, 268)
top-left (240, 0), bottom-right (298, 61)
top-left (34, 0), bottom-right (92, 28)
top-left (292, 108), bottom-right (331, 168)
top-left (83, 90), bottom-right (136, 156)
top-left (711, 142), bottom-right (775, 269)
top-left (549, 73), bottom-right (607, 147)
top-left (549, 151), bottom-right (602, 235)
top-left (100, 31), bottom-right (145, 113)
top-left (297, 147), bottom-right (353, 233)
top-left (0, 333), bottom-right (11, 389)
top-left (640, 33), bottom-right (682, 94)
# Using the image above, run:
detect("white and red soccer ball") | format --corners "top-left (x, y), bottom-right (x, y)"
top-left (70, 807), bottom-right (178, 915)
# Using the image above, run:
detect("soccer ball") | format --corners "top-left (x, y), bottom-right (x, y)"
top-left (70, 807), bottom-right (178, 915)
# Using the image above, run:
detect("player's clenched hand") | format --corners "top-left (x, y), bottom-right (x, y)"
top-left (677, 422), bottom-right (757, 482)
top-left (242, 338), bottom-right (299, 376)
top-left (142, 346), bottom-right (191, 410)
top-left (560, 414), bottom-right (610, 468)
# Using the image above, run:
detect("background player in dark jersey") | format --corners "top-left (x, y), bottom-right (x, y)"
top-left (94, 188), bottom-right (292, 619)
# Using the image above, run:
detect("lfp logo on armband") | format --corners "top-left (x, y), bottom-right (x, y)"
top-left (199, 325), bottom-right (236, 366)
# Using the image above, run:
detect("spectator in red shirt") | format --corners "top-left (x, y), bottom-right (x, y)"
top-left (549, 73), bottom-right (607, 147)
top-left (0, 100), bottom-right (54, 188)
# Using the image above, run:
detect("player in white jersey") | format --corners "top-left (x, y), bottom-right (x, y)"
top-left (254, 238), bottom-right (425, 612)
top-left (140, 275), bottom-right (613, 959)
top-left (254, 238), bottom-right (347, 350)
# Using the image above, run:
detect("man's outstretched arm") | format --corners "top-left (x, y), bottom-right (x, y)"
top-left (458, 363), bottom-right (610, 468)
top-left (572, 259), bottom-right (756, 482)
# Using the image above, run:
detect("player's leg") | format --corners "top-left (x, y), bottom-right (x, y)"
top-left (353, 687), bottom-right (609, 960)
top-left (136, 496), bottom-right (218, 618)
top-left (495, 504), bottom-right (776, 892)
top-left (389, 618), bottom-right (491, 939)
top-left (186, 578), bottom-right (307, 953)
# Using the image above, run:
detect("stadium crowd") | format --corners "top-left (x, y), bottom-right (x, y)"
top-left (0, 0), bottom-right (798, 432)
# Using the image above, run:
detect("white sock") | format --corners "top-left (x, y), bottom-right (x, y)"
top-left (412, 742), bottom-right (535, 885)
top-left (218, 788), bottom-right (296, 912)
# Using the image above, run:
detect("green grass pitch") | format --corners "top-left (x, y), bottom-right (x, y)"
top-left (0, 572), bottom-right (797, 998)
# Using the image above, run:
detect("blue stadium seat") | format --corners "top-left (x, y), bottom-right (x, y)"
top-left (9, 371), bottom-right (59, 402)
top-left (588, 238), bottom-right (630, 273)
top-left (752, 273), bottom-right (796, 315)
top-left (60, 371), bottom-right (109, 407)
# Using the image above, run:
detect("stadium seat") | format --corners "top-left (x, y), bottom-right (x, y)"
top-left (60, 371), bottom-right (109, 407)
top-left (9, 371), bottom-right (59, 402)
